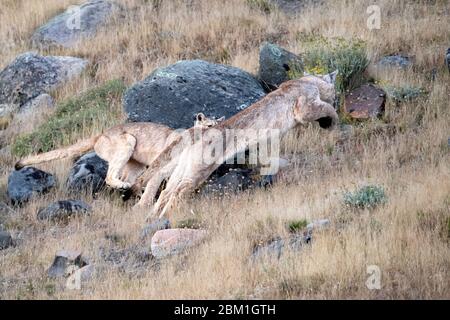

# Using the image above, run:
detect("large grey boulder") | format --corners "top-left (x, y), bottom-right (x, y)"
top-left (7, 167), bottom-right (56, 205)
top-left (0, 52), bottom-right (87, 109)
top-left (376, 54), bottom-right (412, 69)
top-left (37, 200), bottom-right (91, 222)
top-left (67, 152), bottom-right (108, 194)
top-left (31, 0), bottom-right (123, 48)
top-left (123, 60), bottom-right (266, 128)
top-left (259, 42), bottom-right (303, 90)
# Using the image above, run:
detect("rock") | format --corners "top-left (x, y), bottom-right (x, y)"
top-left (37, 200), bottom-right (91, 222)
top-left (67, 152), bottom-right (108, 194)
top-left (47, 250), bottom-right (88, 278)
top-left (20, 94), bottom-right (54, 113)
top-left (376, 54), bottom-right (412, 69)
top-left (0, 52), bottom-right (87, 108)
top-left (141, 218), bottom-right (171, 240)
top-left (307, 219), bottom-right (330, 231)
top-left (7, 167), bottom-right (56, 205)
top-left (66, 265), bottom-right (95, 290)
top-left (0, 231), bottom-right (13, 250)
top-left (123, 60), bottom-right (266, 128)
top-left (252, 233), bottom-right (311, 260)
top-left (201, 168), bottom-right (273, 196)
top-left (344, 84), bottom-right (386, 119)
top-left (31, 0), bottom-right (123, 48)
top-left (151, 228), bottom-right (207, 259)
top-left (259, 42), bottom-right (303, 90)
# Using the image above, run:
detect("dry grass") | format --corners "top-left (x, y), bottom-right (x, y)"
top-left (0, 0), bottom-right (449, 299)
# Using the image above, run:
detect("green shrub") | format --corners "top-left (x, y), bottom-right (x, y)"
top-left (343, 185), bottom-right (387, 209)
top-left (293, 35), bottom-right (369, 94)
top-left (287, 219), bottom-right (308, 233)
top-left (12, 80), bottom-right (126, 157)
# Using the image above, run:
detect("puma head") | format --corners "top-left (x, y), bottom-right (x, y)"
top-left (194, 113), bottom-right (225, 128)
top-left (293, 95), bottom-right (339, 130)
top-left (301, 70), bottom-right (339, 105)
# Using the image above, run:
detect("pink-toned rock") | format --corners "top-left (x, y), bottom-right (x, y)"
top-left (151, 228), bottom-right (207, 259)
top-left (344, 84), bottom-right (386, 119)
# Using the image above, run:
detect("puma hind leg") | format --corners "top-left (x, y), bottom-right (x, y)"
top-left (96, 133), bottom-right (137, 190)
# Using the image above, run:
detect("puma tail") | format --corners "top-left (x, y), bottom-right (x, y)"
top-left (15, 136), bottom-right (99, 170)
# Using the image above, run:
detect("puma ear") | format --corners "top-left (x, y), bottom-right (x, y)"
top-left (323, 70), bottom-right (339, 84)
top-left (217, 116), bottom-right (225, 122)
top-left (196, 113), bottom-right (206, 121)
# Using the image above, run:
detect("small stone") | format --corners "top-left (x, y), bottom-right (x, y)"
top-left (0, 231), bottom-right (13, 250)
top-left (47, 250), bottom-right (88, 278)
top-left (37, 200), bottom-right (91, 222)
top-left (151, 228), bottom-right (207, 259)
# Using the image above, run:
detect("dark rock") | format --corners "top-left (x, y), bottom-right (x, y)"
top-left (37, 200), bottom-right (91, 222)
top-left (67, 152), bottom-right (108, 194)
top-left (31, 0), bottom-right (123, 48)
top-left (123, 60), bottom-right (266, 128)
top-left (0, 231), bottom-right (13, 250)
top-left (0, 52), bottom-right (87, 108)
top-left (47, 250), bottom-right (88, 278)
top-left (259, 42), bottom-right (303, 90)
top-left (141, 218), bottom-right (171, 240)
top-left (7, 167), bottom-right (56, 205)
top-left (344, 84), bottom-right (386, 119)
top-left (377, 54), bottom-right (412, 69)
top-left (201, 168), bottom-right (273, 196)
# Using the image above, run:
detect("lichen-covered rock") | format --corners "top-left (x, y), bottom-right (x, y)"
top-left (123, 60), bottom-right (266, 128)
top-left (0, 52), bottom-right (87, 108)
top-left (7, 167), bottom-right (56, 205)
top-left (259, 42), bottom-right (303, 90)
top-left (37, 200), bottom-right (91, 222)
top-left (31, 0), bottom-right (123, 48)
top-left (67, 152), bottom-right (108, 194)
top-left (151, 228), bottom-right (207, 259)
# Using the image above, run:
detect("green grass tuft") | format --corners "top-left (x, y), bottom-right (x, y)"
top-left (12, 80), bottom-right (126, 157)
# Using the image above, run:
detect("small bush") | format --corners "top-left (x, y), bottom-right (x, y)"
top-left (293, 35), bottom-right (370, 94)
top-left (343, 185), bottom-right (387, 209)
top-left (287, 219), bottom-right (308, 233)
top-left (12, 80), bottom-right (126, 157)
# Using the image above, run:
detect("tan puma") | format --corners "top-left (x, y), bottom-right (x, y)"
top-left (133, 72), bottom-right (340, 218)
top-left (15, 113), bottom-right (221, 190)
